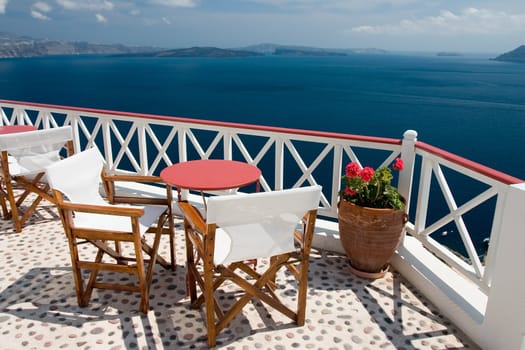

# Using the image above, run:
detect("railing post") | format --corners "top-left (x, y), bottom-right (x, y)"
top-left (178, 127), bottom-right (189, 200)
top-left (332, 145), bottom-right (343, 216)
top-left (398, 130), bottom-right (418, 214)
top-left (0, 107), bottom-right (6, 126)
top-left (178, 127), bottom-right (187, 163)
top-left (102, 119), bottom-right (113, 171)
top-left (70, 116), bottom-right (81, 154)
top-left (275, 137), bottom-right (284, 190)
top-left (480, 183), bottom-right (525, 350)
top-left (14, 108), bottom-right (23, 125)
top-left (137, 122), bottom-right (148, 175)
top-left (224, 132), bottom-right (232, 160)
top-left (38, 110), bottom-right (49, 129)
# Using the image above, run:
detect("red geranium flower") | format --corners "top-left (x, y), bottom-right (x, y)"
top-left (344, 187), bottom-right (356, 196)
top-left (359, 167), bottom-right (374, 182)
top-left (345, 162), bottom-right (361, 178)
top-left (392, 157), bottom-right (404, 171)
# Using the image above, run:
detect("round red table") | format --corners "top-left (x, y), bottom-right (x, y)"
top-left (160, 159), bottom-right (261, 201)
top-left (0, 125), bottom-right (37, 135)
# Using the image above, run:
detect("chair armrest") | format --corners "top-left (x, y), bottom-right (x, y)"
top-left (59, 201), bottom-right (145, 218)
top-left (104, 174), bottom-right (163, 183)
top-left (102, 172), bottom-right (172, 205)
top-left (178, 201), bottom-right (206, 233)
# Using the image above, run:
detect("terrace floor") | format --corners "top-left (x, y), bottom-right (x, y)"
top-left (0, 199), bottom-right (479, 350)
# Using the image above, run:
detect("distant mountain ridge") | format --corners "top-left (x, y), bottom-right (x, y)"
top-left (0, 32), bottom-right (161, 58)
top-left (112, 44), bottom-right (387, 58)
top-left (0, 32), bottom-right (389, 59)
top-left (493, 45), bottom-right (525, 63)
top-left (114, 46), bottom-right (262, 58)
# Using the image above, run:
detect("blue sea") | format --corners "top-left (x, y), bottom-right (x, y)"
top-left (1, 53), bottom-right (524, 256)
top-left (1, 53), bottom-right (524, 180)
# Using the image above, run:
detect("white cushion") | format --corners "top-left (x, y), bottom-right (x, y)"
top-left (73, 204), bottom-right (165, 234)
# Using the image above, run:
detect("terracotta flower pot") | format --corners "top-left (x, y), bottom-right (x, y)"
top-left (338, 199), bottom-right (407, 279)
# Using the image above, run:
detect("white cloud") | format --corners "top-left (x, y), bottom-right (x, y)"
top-left (162, 17), bottom-right (171, 24)
top-left (95, 13), bottom-right (107, 22)
top-left (31, 1), bottom-right (51, 20)
top-left (56, 0), bottom-right (114, 11)
top-left (33, 1), bottom-right (52, 12)
top-left (148, 0), bottom-right (198, 8)
top-left (351, 7), bottom-right (525, 35)
top-left (31, 10), bottom-right (50, 20)
top-left (351, 25), bottom-right (375, 33)
top-left (245, 0), bottom-right (417, 10)
top-left (0, 0), bottom-right (8, 14)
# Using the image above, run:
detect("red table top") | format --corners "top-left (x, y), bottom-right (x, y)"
top-left (160, 159), bottom-right (261, 191)
top-left (0, 125), bottom-right (37, 135)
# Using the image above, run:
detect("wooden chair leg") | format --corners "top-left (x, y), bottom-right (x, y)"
top-left (184, 228), bottom-right (198, 302)
top-left (0, 188), bottom-right (7, 219)
top-left (296, 256), bottom-right (309, 326)
top-left (3, 174), bottom-right (51, 232)
top-left (68, 238), bottom-right (88, 307)
top-left (145, 216), bottom-right (165, 284)
top-left (138, 213), bottom-right (166, 314)
top-left (204, 262), bottom-right (217, 348)
top-left (168, 227), bottom-right (176, 269)
top-left (4, 180), bottom-right (22, 232)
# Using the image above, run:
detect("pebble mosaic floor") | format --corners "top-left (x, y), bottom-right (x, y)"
top-left (0, 200), bottom-right (479, 350)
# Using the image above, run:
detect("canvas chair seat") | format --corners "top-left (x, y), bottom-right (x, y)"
top-left (73, 204), bottom-right (166, 234)
top-left (178, 185), bottom-right (321, 347)
top-left (101, 174), bottom-right (176, 270)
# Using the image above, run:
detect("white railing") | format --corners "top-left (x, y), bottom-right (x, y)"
top-left (2, 99), bottom-right (524, 349)
top-left (0, 100), bottom-right (405, 219)
top-left (408, 142), bottom-right (521, 291)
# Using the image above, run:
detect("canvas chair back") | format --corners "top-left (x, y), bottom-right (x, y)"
top-left (206, 185), bottom-right (322, 265)
top-left (0, 126), bottom-right (73, 176)
top-left (45, 146), bottom-right (106, 206)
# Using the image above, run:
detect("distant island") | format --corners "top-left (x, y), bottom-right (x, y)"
top-left (274, 48), bottom-right (346, 56)
top-left (437, 52), bottom-right (462, 57)
top-left (493, 45), bottom-right (525, 63)
top-left (242, 43), bottom-right (386, 56)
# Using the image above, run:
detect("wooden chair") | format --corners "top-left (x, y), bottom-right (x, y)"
top-left (178, 185), bottom-right (321, 347)
top-left (0, 126), bottom-right (74, 232)
top-left (45, 147), bottom-right (173, 314)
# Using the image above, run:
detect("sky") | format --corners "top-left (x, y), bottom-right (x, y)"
top-left (1, 0), bottom-right (525, 53)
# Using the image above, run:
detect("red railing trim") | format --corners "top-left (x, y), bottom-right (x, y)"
top-left (416, 141), bottom-right (523, 185)
top-left (0, 99), bottom-right (401, 145)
